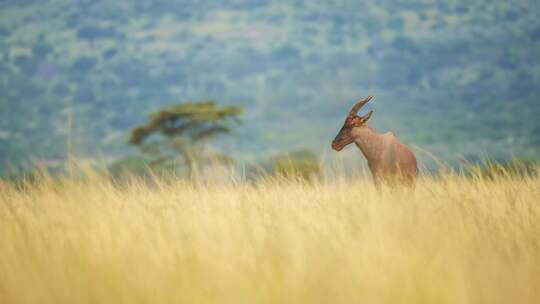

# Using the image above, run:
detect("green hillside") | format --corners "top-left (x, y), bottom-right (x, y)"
top-left (1, 0), bottom-right (539, 173)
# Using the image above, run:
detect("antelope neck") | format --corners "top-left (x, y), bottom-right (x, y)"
top-left (351, 126), bottom-right (385, 162)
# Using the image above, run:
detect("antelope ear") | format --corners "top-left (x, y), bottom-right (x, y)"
top-left (359, 111), bottom-right (373, 124)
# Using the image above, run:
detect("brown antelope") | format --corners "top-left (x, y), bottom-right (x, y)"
top-left (331, 96), bottom-right (418, 186)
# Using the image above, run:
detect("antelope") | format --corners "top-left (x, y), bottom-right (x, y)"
top-left (331, 96), bottom-right (418, 186)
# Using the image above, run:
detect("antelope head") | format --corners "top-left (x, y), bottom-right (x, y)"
top-left (331, 96), bottom-right (374, 151)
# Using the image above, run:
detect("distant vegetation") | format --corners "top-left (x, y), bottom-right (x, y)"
top-left (266, 149), bottom-right (321, 181)
top-left (1, 0), bottom-right (539, 175)
top-left (123, 100), bottom-right (242, 176)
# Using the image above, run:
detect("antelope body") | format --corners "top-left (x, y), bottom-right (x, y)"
top-left (331, 96), bottom-right (418, 186)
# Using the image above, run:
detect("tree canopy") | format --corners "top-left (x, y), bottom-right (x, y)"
top-left (127, 100), bottom-right (243, 173)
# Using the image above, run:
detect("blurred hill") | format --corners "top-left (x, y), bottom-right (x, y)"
top-left (1, 0), bottom-right (539, 173)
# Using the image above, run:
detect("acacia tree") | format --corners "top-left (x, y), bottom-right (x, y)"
top-left (128, 100), bottom-right (242, 174)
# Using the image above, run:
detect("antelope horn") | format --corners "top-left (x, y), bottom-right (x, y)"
top-left (349, 96), bottom-right (373, 116)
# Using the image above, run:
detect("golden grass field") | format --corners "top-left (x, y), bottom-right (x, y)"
top-left (1, 168), bottom-right (539, 304)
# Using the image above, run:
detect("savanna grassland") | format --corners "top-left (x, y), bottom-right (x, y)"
top-left (1, 170), bottom-right (540, 304)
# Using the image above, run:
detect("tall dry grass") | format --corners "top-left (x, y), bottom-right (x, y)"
top-left (1, 168), bottom-right (539, 304)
